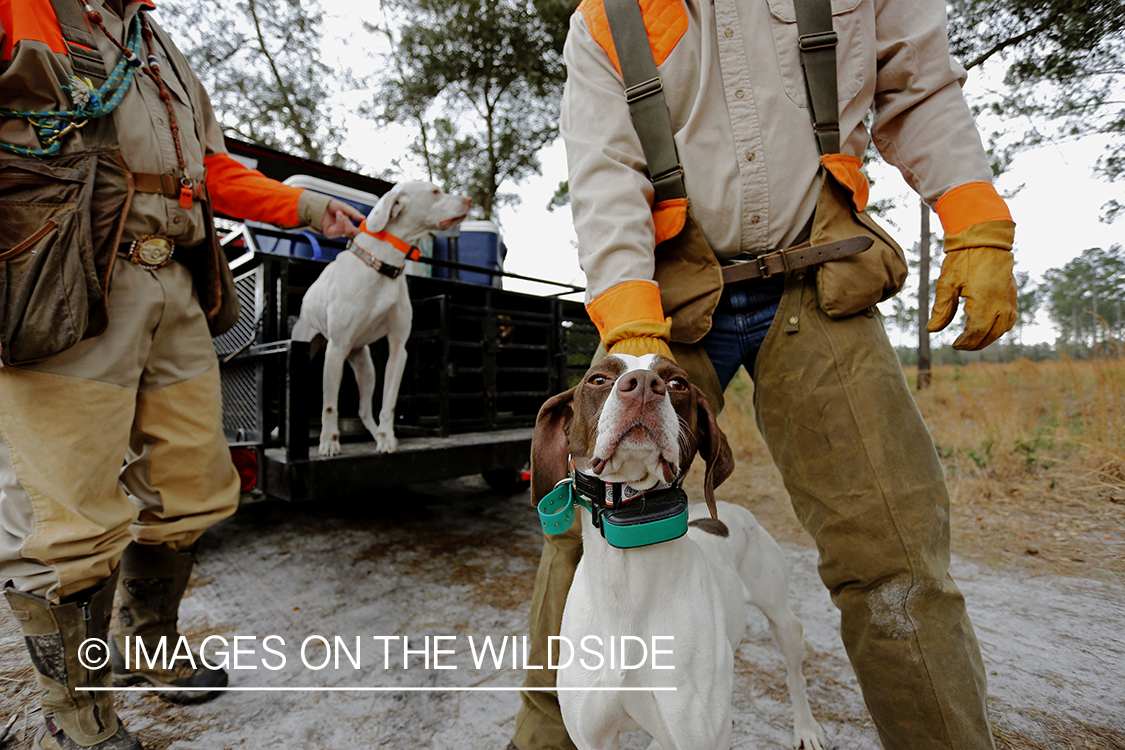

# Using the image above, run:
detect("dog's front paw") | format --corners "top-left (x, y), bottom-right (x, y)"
top-left (319, 433), bottom-right (341, 457)
top-left (794, 723), bottom-right (827, 750)
top-left (375, 431), bottom-right (397, 453)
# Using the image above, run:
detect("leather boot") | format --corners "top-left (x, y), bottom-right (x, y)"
top-left (109, 543), bottom-right (226, 704)
top-left (4, 570), bottom-right (143, 750)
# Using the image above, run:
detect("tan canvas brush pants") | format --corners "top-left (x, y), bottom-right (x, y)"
top-left (512, 271), bottom-right (993, 750)
top-left (0, 258), bottom-right (239, 601)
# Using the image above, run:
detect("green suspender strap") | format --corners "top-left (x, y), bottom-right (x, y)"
top-left (603, 0), bottom-right (840, 170)
top-left (793, 0), bottom-right (841, 156)
top-left (49, 0), bottom-right (109, 84)
top-left (602, 0), bottom-right (686, 205)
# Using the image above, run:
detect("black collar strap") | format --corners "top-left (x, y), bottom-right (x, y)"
top-left (571, 467), bottom-right (683, 517)
top-left (572, 468), bottom-right (622, 508)
top-left (569, 467), bottom-right (689, 546)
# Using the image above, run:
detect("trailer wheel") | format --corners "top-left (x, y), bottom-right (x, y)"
top-left (482, 468), bottom-right (530, 494)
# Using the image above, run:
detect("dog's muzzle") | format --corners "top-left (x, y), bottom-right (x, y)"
top-left (538, 471), bottom-right (689, 549)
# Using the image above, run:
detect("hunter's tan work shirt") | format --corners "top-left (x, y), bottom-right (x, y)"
top-left (0, 0), bottom-right (327, 248)
top-left (562, 0), bottom-right (996, 304)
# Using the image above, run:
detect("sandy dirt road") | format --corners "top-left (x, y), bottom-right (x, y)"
top-left (2, 475), bottom-right (1122, 749)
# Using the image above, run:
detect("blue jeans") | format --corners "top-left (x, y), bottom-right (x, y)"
top-left (700, 275), bottom-right (786, 390)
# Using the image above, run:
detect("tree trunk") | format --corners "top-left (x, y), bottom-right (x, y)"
top-left (917, 199), bottom-right (932, 390)
top-left (1091, 283), bottom-right (1098, 349)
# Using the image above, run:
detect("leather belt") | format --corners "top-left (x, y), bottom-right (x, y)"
top-left (720, 235), bottom-right (873, 284)
top-left (132, 172), bottom-right (208, 207)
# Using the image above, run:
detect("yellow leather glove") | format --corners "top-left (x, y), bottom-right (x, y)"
top-left (926, 245), bottom-right (1017, 351)
top-left (603, 319), bottom-right (675, 360)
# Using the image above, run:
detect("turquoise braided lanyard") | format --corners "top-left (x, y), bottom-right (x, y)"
top-left (0, 11), bottom-right (144, 157)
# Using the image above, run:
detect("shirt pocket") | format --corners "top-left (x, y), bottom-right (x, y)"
top-left (765, 0), bottom-right (871, 109)
top-left (149, 44), bottom-right (206, 176)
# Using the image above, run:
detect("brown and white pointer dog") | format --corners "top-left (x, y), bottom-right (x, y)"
top-left (531, 353), bottom-right (825, 750)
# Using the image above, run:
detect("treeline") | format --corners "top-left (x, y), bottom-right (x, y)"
top-left (894, 339), bottom-right (1124, 366)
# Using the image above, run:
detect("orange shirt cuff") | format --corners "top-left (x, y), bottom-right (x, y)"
top-left (935, 182), bottom-right (1012, 236)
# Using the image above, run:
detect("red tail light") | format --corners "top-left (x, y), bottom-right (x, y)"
top-left (230, 448), bottom-right (259, 492)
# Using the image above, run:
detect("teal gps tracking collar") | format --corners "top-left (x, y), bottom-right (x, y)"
top-left (537, 469), bottom-right (689, 549)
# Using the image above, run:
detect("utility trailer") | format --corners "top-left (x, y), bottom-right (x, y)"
top-left (212, 141), bottom-right (597, 501)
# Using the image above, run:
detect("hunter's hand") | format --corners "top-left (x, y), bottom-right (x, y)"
top-left (926, 246), bottom-right (1017, 351)
top-left (321, 199), bottom-right (365, 239)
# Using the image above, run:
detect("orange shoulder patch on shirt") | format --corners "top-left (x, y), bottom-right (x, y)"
top-left (1, 0), bottom-right (67, 61)
top-left (578, 0), bottom-right (688, 75)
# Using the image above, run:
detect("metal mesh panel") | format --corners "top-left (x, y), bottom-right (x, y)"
top-left (220, 360), bottom-right (262, 442)
top-left (213, 271), bottom-right (260, 357)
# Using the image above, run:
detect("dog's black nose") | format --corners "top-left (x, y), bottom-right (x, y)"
top-left (618, 369), bottom-right (666, 404)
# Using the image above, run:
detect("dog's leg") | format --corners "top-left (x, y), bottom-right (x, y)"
top-left (742, 531), bottom-right (826, 750)
top-left (319, 340), bottom-right (349, 457)
top-left (347, 345), bottom-right (381, 449)
top-left (372, 333), bottom-right (407, 453)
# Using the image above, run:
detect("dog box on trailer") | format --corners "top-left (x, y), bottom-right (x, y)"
top-left (212, 139), bottom-right (597, 500)
top-left (213, 250), bottom-right (595, 502)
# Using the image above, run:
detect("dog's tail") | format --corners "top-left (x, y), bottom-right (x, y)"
top-left (688, 518), bottom-right (730, 537)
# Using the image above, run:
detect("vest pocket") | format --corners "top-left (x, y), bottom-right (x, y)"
top-left (0, 152), bottom-right (120, 366)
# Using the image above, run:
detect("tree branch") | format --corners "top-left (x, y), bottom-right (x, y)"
top-left (964, 12), bottom-right (1061, 70)
top-left (246, 0), bottom-right (318, 158)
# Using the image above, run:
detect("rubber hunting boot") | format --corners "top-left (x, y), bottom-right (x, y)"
top-left (109, 542), bottom-right (226, 704)
top-left (4, 570), bottom-right (143, 749)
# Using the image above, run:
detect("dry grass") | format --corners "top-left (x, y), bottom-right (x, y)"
top-left (701, 356), bottom-right (1125, 578)
top-left (990, 704), bottom-right (1125, 750)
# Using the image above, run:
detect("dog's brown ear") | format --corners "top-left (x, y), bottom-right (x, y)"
top-left (694, 385), bottom-right (734, 523)
top-left (530, 387), bottom-right (576, 505)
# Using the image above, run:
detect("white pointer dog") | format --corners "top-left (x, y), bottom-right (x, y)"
top-left (531, 353), bottom-right (825, 750)
top-left (292, 181), bottom-right (471, 455)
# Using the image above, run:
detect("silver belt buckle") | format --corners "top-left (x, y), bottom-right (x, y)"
top-left (127, 234), bottom-right (175, 270)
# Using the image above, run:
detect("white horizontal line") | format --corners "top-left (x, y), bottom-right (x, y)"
top-left (80, 686), bottom-right (676, 692)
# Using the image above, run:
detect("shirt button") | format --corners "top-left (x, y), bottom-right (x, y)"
top-left (746, 151), bottom-right (756, 162)
top-left (788, 316), bottom-right (799, 325)
top-left (750, 214), bottom-right (761, 224)
top-left (734, 89), bottom-right (745, 99)
top-left (724, 28), bottom-right (734, 38)
top-left (172, 216), bottom-right (182, 225)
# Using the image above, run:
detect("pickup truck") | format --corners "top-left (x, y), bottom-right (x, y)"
top-left (214, 139), bottom-right (597, 502)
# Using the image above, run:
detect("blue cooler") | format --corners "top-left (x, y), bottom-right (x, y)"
top-left (432, 220), bottom-right (505, 287)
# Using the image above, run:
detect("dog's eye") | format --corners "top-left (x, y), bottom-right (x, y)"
top-left (588, 374), bottom-right (609, 386)
top-left (667, 378), bottom-right (688, 391)
top-left (432, 189), bottom-right (441, 196)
